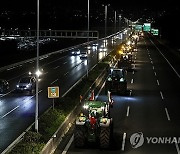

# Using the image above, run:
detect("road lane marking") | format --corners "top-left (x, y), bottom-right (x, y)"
top-left (160, 91), bottom-right (164, 100)
top-left (1, 106), bottom-right (19, 119)
top-left (133, 71), bottom-right (135, 75)
top-left (54, 66), bottom-right (60, 69)
top-left (51, 79), bottom-right (58, 85)
top-left (62, 135), bottom-right (74, 154)
top-left (154, 72), bottom-right (157, 76)
top-left (64, 72), bottom-right (69, 76)
top-left (129, 90), bottom-right (132, 96)
top-left (152, 41), bottom-right (180, 79)
top-left (152, 66), bottom-right (155, 70)
top-left (126, 106), bottom-right (130, 117)
top-left (121, 132), bottom-right (127, 151)
top-left (131, 79), bottom-right (134, 84)
top-left (156, 80), bottom-right (160, 86)
top-left (63, 62), bottom-right (67, 65)
top-left (165, 108), bottom-right (171, 121)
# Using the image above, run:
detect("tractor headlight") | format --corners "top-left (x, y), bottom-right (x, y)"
top-left (83, 104), bottom-right (89, 109)
top-left (100, 118), bottom-right (108, 124)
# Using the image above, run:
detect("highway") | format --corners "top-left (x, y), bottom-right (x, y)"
top-left (0, 29), bottom-right (131, 153)
top-left (54, 33), bottom-right (180, 154)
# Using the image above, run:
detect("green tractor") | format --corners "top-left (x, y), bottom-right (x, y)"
top-left (74, 92), bottom-right (113, 149)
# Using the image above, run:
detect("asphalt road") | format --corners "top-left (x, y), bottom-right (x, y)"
top-left (54, 33), bottom-right (180, 154)
top-left (0, 29), bottom-right (131, 153)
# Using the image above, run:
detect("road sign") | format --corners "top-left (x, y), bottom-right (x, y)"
top-left (151, 28), bottom-right (159, 36)
top-left (143, 23), bottom-right (151, 32)
top-left (135, 24), bottom-right (142, 32)
top-left (48, 86), bottom-right (59, 98)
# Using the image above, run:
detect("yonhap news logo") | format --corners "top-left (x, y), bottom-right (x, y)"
top-left (130, 132), bottom-right (144, 148)
top-left (130, 132), bottom-right (180, 149)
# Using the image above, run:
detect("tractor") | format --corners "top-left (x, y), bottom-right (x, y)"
top-left (74, 91), bottom-right (113, 149)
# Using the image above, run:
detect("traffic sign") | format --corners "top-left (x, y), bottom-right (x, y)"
top-left (151, 28), bottom-right (159, 36)
top-left (48, 86), bottom-right (59, 98)
top-left (143, 23), bottom-right (151, 32)
top-left (135, 24), bottom-right (142, 32)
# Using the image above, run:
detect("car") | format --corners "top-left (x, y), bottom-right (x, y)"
top-left (79, 51), bottom-right (88, 59)
top-left (105, 68), bottom-right (127, 95)
top-left (71, 49), bottom-right (81, 56)
top-left (16, 76), bottom-right (36, 94)
top-left (0, 79), bottom-right (9, 94)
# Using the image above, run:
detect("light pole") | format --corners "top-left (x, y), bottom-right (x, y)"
top-left (105, 5), bottom-right (107, 38)
top-left (35, 0), bottom-right (39, 132)
top-left (119, 15), bottom-right (121, 32)
top-left (114, 11), bottom-right (116, 34)
top-left (87, 0), bottom-right (90, 78)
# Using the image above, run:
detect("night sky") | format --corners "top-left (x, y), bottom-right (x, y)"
top-left (1, 0), bottom-right (180, 47)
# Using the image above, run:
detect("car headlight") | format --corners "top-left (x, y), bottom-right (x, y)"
top-left (108, 77), bottom-right (112, 81)
top-left (26, 84), bottom-right (30, 88)
top-left (16, 85), bottom-right (19, 88)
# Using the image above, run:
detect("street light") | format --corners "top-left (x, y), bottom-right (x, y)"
top-left (35, 0), bottom-right (39, 133)
top-left (86, 0), bottom-right (90, 78)
top-left (119, 15), bottom-right (121, 32)
top-left (105, 5), bottom-right (107, 38)
top-left (114, 11), bottom-right (117, 34)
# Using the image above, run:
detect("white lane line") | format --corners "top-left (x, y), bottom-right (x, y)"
top-left (54, 66), bottom-right (60, 69)
top-left (152, 66), bottom-right (155, 70)
top-left (43, 71), bottom-right (48, 75)
top-left (1, 106), bottom-right (20, 119)
top-left (62, 135), bottom-right (74, 154)
top-left (151, 61), bottom-right (153, 64)
top-left (175, 142), bottom-right (180, 154)
top-left (129, 90), bottom-right (132, 96)
top-left (51, 79), bottom-right (58, 85)
top-left (152, 41), bottom-right (180, 79)
top-left (133, 71), bottom-right (135, 75)
top-left (131, 79), bottom-right (134, 84)
top-left (121, 132), bottom-right (127, 151)
top-left (165, 108), bottom-right (171, 121)
top-left (154, 71), bottom-right (157, 76)
top-left (160, 91), bottom-right (164, 100)
top-left (126, 106), bottom-right (130, 117)
top-left (156, 80), bottom-right (160, 86)
top-left (64, 72), bottom-right (69, 76)
top-left (63, 62), bottom-right (67, 65)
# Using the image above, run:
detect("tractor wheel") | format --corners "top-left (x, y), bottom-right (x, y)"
top-left (99, 127), bottom-right (110, 149)
top-left (74, 126), bottom-right (86, 148)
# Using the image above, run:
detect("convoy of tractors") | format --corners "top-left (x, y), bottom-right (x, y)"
top-left (74, 32), bottom-right (140, 149)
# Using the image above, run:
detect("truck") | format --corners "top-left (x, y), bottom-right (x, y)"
top-left (105, 68), bottom-right (127, 95)
top-left (74, 91), bottom-right (113, 149)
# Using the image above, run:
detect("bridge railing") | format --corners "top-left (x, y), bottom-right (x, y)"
top-left (0, 30), bottom-right (99, 39)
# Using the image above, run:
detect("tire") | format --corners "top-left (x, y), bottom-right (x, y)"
top-left (99, 127), bottom-right (110, 149)
top-left (74, 126), bottom-right (86, 148)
